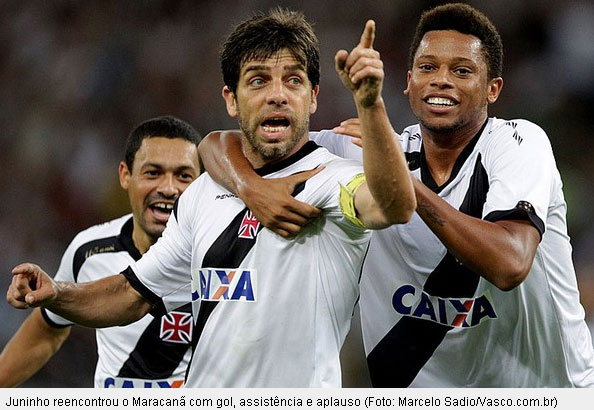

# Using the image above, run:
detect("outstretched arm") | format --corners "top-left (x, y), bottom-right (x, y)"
top-left (199, 131), bottom-right (323, 238)
top-left (0, 308), bottom-right (71, 387)
top-left (335, 20), bottom-right (415, 228)
top-left (7, 263), bottom-right (151, 327)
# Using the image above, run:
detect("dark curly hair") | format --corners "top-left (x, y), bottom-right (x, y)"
top-left (408, 3), bottom-right (503, 80)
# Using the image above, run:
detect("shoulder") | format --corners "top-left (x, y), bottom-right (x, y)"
top-left (68, 214), bottom-right (131, 249)
top-left (309, 129), bottom-right (349, 144)
top-left (399, 124), bottom-right (423, 152)
top-left (485, 118), bottom-right (551, 149)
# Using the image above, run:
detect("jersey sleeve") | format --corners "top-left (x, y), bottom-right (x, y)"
top-left (309, 130), bottom-right (363, 161)
top-left (41, 235), bottom-right (81, 327)
top-left (300, 157), bottom-right (369, 237)
top-left (123, 185), bottom-right (197, 317)
top-left (482, 120), bottom-right (553, 237)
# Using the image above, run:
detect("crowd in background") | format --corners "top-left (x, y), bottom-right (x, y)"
top-left (1, 0), bottom-right (593, 387)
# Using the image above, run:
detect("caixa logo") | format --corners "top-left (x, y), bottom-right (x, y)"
top-left (392, 284), bottom-right (497, 327)
top-left (104, 377), bottom-right (183, 388)
top-left (192, 268), bottom-right (256, 302)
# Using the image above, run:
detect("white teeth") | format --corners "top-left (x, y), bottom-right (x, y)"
top-left (154, 203), bottom-right (173, 210)
top-left (427, 97), bottom-right (455, 106)
top-left (263, 125), bottom-right (288, 132)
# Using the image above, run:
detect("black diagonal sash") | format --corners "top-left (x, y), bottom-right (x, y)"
top-left (367, 154), bottom-right (489, 387)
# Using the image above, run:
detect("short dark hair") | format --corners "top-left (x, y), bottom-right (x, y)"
top-left (408, 3), bottom-right (503, 80)
top-left (220, 7), bottom-right (320, 94)
top-left (124, 115), bottom-right (201, 171)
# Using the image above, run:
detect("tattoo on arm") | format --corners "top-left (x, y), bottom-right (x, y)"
top-left (417, 199), bottom-right (444, 227)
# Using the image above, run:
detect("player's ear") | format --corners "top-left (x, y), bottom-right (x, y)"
top-left (487, 77), bottom-right (503, 104)
top-left (119, 161), bottom-right (131, 190)
top-left (222, 86), bottom-right (238, 117)
top-left (309, 84), bottom-right (319, 115)
top-left (404, 71), bottom-right (411, 95)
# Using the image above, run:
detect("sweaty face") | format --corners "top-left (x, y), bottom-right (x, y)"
top-left (120, 137), bottom-right (199, 251)
top-left (223, 49), bottom-right (318, 167)
top-left (406, 30), bottom-right (501, 137)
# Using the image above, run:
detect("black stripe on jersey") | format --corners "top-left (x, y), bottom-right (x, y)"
top-left (117, 303), bottom-right (192, 380)
top-left (186, 168), bottom-right (310, 382)
top-left (185, 205), bottom-right (266, 382)
top-left (405, 152), bottom-right (421, 171)
top-left (72, 217), bottom-right (141, 282)
top-left (485, 200), bottom-right (545, 238)
top-left (367, 153), bottom-right (490, 387)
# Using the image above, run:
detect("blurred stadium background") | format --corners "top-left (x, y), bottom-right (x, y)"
top-left (1, 0), bottom-right (593, 387)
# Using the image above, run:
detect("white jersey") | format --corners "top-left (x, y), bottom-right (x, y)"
top-left (43, 215), bottom-right (192, 388)
top-left (123, 141), bottom-right (371, 387)
top-left (311, 118), bottom-right (594, 387)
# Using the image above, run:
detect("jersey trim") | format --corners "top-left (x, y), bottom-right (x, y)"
top-left (40, 307), bottom-right (72, 329)
top-left (122, 267), bottom-right (167, 317)
top-left (484, 200), bottom-right (545, 238)
top-left (254, 141), bottom-right (320, 176)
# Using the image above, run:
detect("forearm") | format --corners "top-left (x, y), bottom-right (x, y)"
top-left (46, 275), bottom-right (150, 328)
top-left (357, 99), bottom-right (415, 225)
top-left (0, 308), bottom-right (70, 387)
top-left (198, 131), bottom-right (256, 195)
top-left (414, 178), bottom-right (538, 290)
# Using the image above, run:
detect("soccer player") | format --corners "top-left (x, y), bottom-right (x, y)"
top-left (0, 115), bottom-right (201, 388)
top-left (6, 8), bottom-right (415, 387)
top-left (198, 4), bottom-right (594, 387)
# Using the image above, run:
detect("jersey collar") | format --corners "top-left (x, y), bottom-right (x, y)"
top-left (420, 119), bottom-right (488, 193)
top-left (254, 141), bottom-right (320, 177)
top-left (118, 216), bottom-right (143, 261)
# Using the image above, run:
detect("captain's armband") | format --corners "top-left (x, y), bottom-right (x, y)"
top-left (339, 173), bottom-right (367, 228)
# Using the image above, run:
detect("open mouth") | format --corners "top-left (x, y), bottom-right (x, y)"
top-left (261, 117), bottom-right (290, 133)
top-left (425, 97), bottom-right (458, 107)
top-left (149, 202), bottom-right (174, 223)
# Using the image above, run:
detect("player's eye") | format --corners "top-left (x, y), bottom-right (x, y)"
top-left (178, 173), bottom-right (194, 181)
top-left (287, 77), bottom-right (302, 86)
top-left (454, 67), bottom-right (472, 75)
top-left (249, 77), bottom-right (265, 87)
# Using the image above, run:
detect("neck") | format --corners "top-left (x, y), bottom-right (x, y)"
top-left (243, 135), bottom-right (309, 169)
top-left (421, 118), bottom-right (486, 186)
top-left (131, 221), bottom-right (155, 255)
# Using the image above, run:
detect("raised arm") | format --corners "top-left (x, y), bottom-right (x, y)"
top-left (198, 131), bottom-right (322, 238)
top-left (0, 308), bottom-right (70, 387)
top-left (7, 263), bottom-right (151, 328)
top-left (335, 20), bottom-right (415, 228)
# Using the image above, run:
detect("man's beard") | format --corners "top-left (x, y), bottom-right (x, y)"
top-left (238, 110), bottom-right (310, 161)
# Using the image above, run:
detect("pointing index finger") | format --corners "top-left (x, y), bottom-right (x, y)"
top-left (359, 20), bottom-right (375, 49)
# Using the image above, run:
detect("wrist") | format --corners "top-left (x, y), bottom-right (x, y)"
top-left (356, 95), bottom-right (385, 112)
top-left (236, 171), bottom-right (260, 201)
